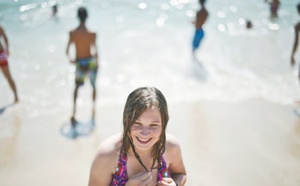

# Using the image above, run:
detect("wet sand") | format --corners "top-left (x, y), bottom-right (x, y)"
top-left (0, 99), bottom-right (300, 186)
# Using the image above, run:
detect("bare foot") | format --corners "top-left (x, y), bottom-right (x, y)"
top-left (70, 116), bottom-right (78, 127)
top-left (92, 108), bottom-right (95, 120)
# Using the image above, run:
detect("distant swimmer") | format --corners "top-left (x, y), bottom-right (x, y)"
top-left (0, 24), bottom-right (19, 104)
top-left (66, 7), bottom-right (99, 126)
top-left (291, 3), bottom-right (300, 82)
top-left (52, 4), bottom-right (58, 17)
top-left (192, 0), bottom-right (209, 54)
top-left (291, 3), bottom-right (300, 115)
top-left (246, 20), bottom-right (253, 29)
top-left (265, 0), bottom-right (280, 19)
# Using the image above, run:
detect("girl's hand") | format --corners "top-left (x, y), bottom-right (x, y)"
top-left (157, 177), bottom-right (177, 186)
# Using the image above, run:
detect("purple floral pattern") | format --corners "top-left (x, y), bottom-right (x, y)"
top-left (111, 152), bottom-right (169, 186)
top-left (111, 152), bottom-right (128, 186)
top-left (157, 156), bottom-right (169, 181)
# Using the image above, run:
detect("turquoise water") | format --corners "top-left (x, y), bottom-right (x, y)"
top-left (0, 0), bottom-right (299, 108)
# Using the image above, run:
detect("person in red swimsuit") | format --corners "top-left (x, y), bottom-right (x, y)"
top-left (0, 24), bottom-right (18, 103)
top-left (88, 87), bottom-right (187, 186)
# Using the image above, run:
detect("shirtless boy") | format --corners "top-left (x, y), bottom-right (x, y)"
top-left (192, 0), bottom-right (208, 54)
top-left (66, 7), bottom-right (99, 125)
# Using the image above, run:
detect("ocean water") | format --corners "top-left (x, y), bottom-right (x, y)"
top-left (0, 0), bottom-right (299, 109)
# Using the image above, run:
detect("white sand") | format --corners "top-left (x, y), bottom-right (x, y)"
top-left (0, 99), bottom-right (300, 186)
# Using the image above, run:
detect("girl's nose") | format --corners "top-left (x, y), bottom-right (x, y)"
top-left (140, 126), bottom-right (150, 135)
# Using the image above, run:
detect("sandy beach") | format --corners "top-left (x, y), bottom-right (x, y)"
top-left (1, 98), bottom-right (300, 186)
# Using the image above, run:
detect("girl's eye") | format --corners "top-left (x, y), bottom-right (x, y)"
top-left (132, 123), bottom-right (143, 129)
top-left (150, 124), bottom-right (159, 127)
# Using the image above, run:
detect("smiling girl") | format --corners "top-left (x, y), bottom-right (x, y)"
top-left (88, 87), bottom-right (187, 186)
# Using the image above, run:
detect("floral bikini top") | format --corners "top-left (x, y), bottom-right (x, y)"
top-left (111, 151), bottom-right (169, 186)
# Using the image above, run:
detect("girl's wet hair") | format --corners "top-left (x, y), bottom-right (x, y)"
top-left (121, 87), bottom-right (169, 171)
top-left (77, 7), bottom-right (88, 22)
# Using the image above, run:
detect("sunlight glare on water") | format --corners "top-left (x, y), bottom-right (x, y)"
top-left (0, 0), bottom-right (299, 106)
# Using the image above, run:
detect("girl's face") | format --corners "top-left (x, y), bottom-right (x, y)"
top-left (130, 107), bottom-right (162, 152)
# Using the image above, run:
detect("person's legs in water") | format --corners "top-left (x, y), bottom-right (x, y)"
top-left (70, 83), bottom-right (80, 127)
top-left (1, 65), bottom-right (18, 103)
top-left (298, 64), bottom-right (300, 86)
top-left (192, 29), bottom-right (204, 54)
top-left (71, 58), bottom-right (98, 125)
top-left (270, 3), bottom-right (279, 19)
top-left (89, 64), bottom-right (98, 121)
top-left (91, 86), bottom-right (96, 121)
top-left (71, 63), bottom-right (86, 126)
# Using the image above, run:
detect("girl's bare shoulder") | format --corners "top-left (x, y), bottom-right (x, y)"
top-left (165, 133), bottom-right (181, 152)
top-left (94, 133), bottom-right (122, 162)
